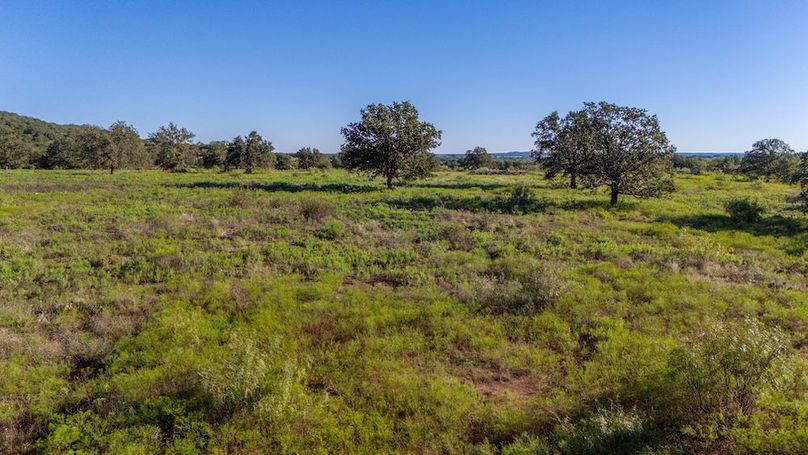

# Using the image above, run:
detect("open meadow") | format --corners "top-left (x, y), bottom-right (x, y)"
top-left (1, 169), bottom-right (806, 453)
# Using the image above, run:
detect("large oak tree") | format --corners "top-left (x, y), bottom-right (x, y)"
top-left (580, 102), bottom-right (676, 205)
top-left (340, 101), bottom-right (441, 189)
top-left (740, 139), bottom-right (798, 182)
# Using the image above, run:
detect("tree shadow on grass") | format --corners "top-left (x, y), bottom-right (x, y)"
top-left (169, 181), bottom-right (380, 194)
top-left (668, 214), bottom-right (806, 237)
top-left (383, 194), bottom-right (621, 214)
top-left (401, 181), bottom-right (514, 191)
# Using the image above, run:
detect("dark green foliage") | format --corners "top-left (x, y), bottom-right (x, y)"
top-left (796, 152), bottom-right (808, 210)
top-left (725, 196), bottom-right (766, 223)
top-left (340, 101), bottom-right (441, 188)
top-left (579, 102), bottom-right (676, 205)
top-left (672, 154), bottom-right (707, 175)
top-left (149, 122), bottom-right (195, 171)
top-left (460, 146), bottom-right (493, 170)
top-left (0, 133), bottom-right (30, 169)
top-left (101, 121), bottom-right (148, 173)
top-left (0, 111), bottom-right (100, 166)
top-left (275, 153), bottom-right (297, 170)
top-left (533, 102), bottom-right (676, 205)
top-left (227, 131), bottom-right (275, 173)
top-left (197, 141), bottom-right (228, 169)
top-left (707, 155), bottom-right (743, 174)
top-left (76, 128), bottom-right (113, 172)
top-left (508, 182), bottom-right (535, 212)
top-left (36, 135), bottom-right (85, 169)
top-left (740, 138), bottom-right (799, 182)
top-left (532, 109), bottom-right (593, 188)
top-left (225, 136), bottom-right (244, 171)
top-left (295, 147), bottom-right (331, 169)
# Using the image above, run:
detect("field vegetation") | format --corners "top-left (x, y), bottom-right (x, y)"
top-left (0, 167), bottom-right (806, 453)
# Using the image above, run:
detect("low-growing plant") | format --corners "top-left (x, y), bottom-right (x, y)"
top-left (508, 183), bottom-right (535, 212)
top-left (724, 196), bottom-right (766, 223)
top-left (315, 220), bottom-right (345, 240)
top-left (299, 198), bottom-right (335, 222)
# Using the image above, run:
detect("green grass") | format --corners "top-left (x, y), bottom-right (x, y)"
top-left (0, 169), bottom-right (806, 453)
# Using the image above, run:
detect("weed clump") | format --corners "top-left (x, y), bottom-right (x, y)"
top-left (480, 258), bottom-right (566, 315)
top-left (299, 198), bottom-right (335, 222)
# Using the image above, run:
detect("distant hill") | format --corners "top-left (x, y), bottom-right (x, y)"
top-left (0, 111), bottom-right (101, 166)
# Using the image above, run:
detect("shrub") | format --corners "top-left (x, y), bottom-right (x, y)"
top-left (438, 222), bottom-right (474, 251)
top-left (668, 318), bottom-right (790, 447)
top-left (557, 404), bottom-right (650, 454)
top-left (315, 220), bottom-right (345, 240)
top-left (481, 258), bottom-right (566, 315)
top-left (724, 196), bottom-right (766, 223)
top-left (508, 183), bottom-right (535, 212)
top-left (299, 198), bottom-right (335, 222)
top-left (275, 153), bottom-right (297, 170)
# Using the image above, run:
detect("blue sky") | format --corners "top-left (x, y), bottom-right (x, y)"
top-left (1, 0), bottom-right (807, 153)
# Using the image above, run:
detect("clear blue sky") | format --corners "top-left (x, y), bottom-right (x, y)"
top-left (1, 0), bottom-right (807, 153)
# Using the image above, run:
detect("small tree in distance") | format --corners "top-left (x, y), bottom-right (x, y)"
top-left (107, 121), bottom-right (145, 173)
top-left (76, 128), bottom-right (112, 172)
top-left (295, 147), bottom-right (331, 169)
top-left (198, 140), bottom-right (228, 169)
top-left (460, 146), bottom-right (493, 170)
top-left (150, 122), bottom-right (195, 171)
top-left (340, 101), bottom-right (441, 189)
top-left (740, 139), bottom-right (798, 182)
top-left (227, 131), bottom-right (275, 173)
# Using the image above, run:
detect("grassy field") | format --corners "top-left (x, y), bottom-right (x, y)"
top-left (0, 169), bottom-right (806, 453)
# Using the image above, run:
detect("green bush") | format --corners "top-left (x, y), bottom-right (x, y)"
top-left (724, 196), bottom-right (766, 222)
top-left (668, 319), bottom-right (790, 449)
top-left (480, 258), bottom-right (566, 315)
top-left (508, 183), bottom-right (535, 212)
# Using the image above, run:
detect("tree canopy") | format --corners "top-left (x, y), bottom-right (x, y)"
top-left (460, 146), bottom-right (493, 170)
top-left (102, 121), bottom-right (147, 173)
top-left (340, 101), bottom-right (441, 188)
top-left (532, 109), bottom-right (594, 188)
top-left (149, 123), bottom-right (195, 171)
top-left (740, 139), bottom-right (798, 182)
top-left (227, 131), bottom-right (275, 173)
top-left (581, 102), bottom-right (675, 205)
top-left (295, 147), bottom-right (331, 169)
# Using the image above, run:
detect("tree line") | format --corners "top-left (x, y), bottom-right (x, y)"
top-left (1, 103), bottom-right (806, 207)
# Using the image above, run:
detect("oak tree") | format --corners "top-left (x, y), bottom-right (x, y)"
top-left (150, 123), bottom-right (195, 171)
top-left (532, 109), bottom-right (594, 188)
top-left (580, 102), bottom-right (676, 205)
top-left (460, 146), bottom-right (493, 170)
top-left (340, 101), bottom-right (441, 188)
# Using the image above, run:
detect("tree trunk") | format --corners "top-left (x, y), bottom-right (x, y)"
top-left (109, 165), bottom-right (114, 175)
top-left (570, 174), bottom-right (577, 189)
top-left (610, 187), bottom-right (619, 206)
top-left (386, 173), bottom-right (393, 189)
